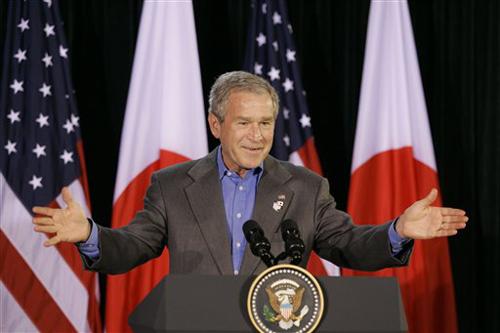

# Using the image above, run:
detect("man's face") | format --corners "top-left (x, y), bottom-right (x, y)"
top-left (209, 90), bottom-right (275, 177)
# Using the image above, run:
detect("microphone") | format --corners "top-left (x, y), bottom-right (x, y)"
top-left (243, 220), bottom-right (274, 267)
top-left (281, 219), bottom-right (305, 265)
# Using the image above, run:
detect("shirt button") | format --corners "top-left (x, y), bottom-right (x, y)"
top-left (227, 171), bottom-right (232, 176)
top-left (236, 242), bottom-right (241, 248)
top-left (234, 270), bottom-right (239, 275)
top-left (239, 185), bottom-right (244, 191)
top-left (236, 213), bottom-right (242, 218)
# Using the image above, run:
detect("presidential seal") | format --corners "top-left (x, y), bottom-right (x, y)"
top-left (247, 264), bottom-right (324, 333)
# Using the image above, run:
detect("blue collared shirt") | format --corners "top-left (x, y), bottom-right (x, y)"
top-left (216, 146), bottom-right (263, 274)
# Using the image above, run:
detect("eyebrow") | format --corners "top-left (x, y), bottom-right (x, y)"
top-left (235, 116), bottom-right (274, 122)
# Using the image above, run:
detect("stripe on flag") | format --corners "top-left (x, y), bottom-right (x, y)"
top-left (0, 281), bottom-right (38, 333)
top-left (1, 178), bottom-right (89, 331)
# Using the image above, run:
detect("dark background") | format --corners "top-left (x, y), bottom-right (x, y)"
top-left (1, 1), bottom-right (499, 332)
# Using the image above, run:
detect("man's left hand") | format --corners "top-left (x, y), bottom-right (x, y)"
top-left (396, 188), bottom-right (468, 239)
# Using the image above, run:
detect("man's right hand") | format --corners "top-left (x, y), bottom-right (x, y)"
top-left (32, 187), bottom-right (90, 246)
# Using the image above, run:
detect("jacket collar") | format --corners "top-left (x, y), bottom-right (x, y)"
top-left (185, 149), bottom-right (294, 275)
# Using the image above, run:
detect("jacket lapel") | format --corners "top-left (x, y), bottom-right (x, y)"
top-left (184, 150), bottom-right (233, 275)
top-left (239, 157), bottom-right (294, 275)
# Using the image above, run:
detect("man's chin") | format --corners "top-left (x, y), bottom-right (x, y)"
top-left (237, 150), bottom-right (268, 168)
top-left (240, 158), bottom-right (264, 170)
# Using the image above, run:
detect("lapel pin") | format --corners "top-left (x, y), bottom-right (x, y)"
top-left (273, 200), bottom-right (284, 212)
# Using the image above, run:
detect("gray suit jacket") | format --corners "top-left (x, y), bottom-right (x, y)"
top-left (85, 149), bottom-right (411, 275)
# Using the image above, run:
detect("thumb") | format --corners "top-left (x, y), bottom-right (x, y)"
top-left (61, 187), bottom-right (74, 207)
top-left (419, 188), bottom-right (438, 207)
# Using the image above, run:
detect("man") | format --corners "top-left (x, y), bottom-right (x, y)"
top-left (32, 71), bottom-right (468, 275)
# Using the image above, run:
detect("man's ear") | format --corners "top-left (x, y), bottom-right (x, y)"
top-left (208, 113), bottom-right (221, 139)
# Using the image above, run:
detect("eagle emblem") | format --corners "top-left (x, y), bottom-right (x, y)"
top-left (263, 279), bottom-right (310, 330)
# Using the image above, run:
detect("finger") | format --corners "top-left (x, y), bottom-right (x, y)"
top-left (34, 225), bottom-right (59, 233)
top-left (442, 215), bottom-right (469, 223)
top-left (33, 217), bottom-right (54, 225)
top-left (61, 187), bottom-right (75, 208)
top-left (439, 222), bottom-right (467, 231)
top-left (32, 206), bottom-right (59, 217)
top-left (44, 235), bottom-right (61, 247)
top-left (435, 229), bottom-right (458, 237)
top-left (439, 207), bottom-right (466, 216)
top-left (419, 188), bottom-right (438, 207)
top-left (453, 223), bottom-right (467, 229)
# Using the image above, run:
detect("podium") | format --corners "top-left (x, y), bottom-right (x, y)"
top-left (129, 275), bottom-right (407, 333)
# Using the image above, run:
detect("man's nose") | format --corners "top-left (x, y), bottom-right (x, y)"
top-left (248, 123), bottom-right (263, 140)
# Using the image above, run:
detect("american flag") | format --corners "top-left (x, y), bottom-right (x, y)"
top-left (0, 1), bottom-right (101, 332)
top-left (243, 0), bottom-right (338, 276)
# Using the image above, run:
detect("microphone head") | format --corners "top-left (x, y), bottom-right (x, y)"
top-left (243, 220), bottom-right (263, 243)
top-left (243, 220), bottom-right (273, 263)
top-left (281, 219), bottom-right (305, 264)
top-left (281, 219), bottom-right (300, 238)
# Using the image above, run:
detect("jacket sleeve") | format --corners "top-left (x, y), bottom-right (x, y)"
top-left (312, 178), bottom-right (413, 271)
top-left (81, 173), bottom-right (168, 274)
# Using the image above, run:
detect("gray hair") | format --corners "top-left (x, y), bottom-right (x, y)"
top-left (208, 71), bottom-right (279, 121)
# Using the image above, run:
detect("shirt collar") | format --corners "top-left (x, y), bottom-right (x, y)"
top-left (216, 145), bottom-right (263, 180)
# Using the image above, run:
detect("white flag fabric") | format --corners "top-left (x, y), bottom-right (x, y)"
top-left (343, 1), bottom-right (458, 332)
top-left (105, 1), bottom-right (208, 331)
